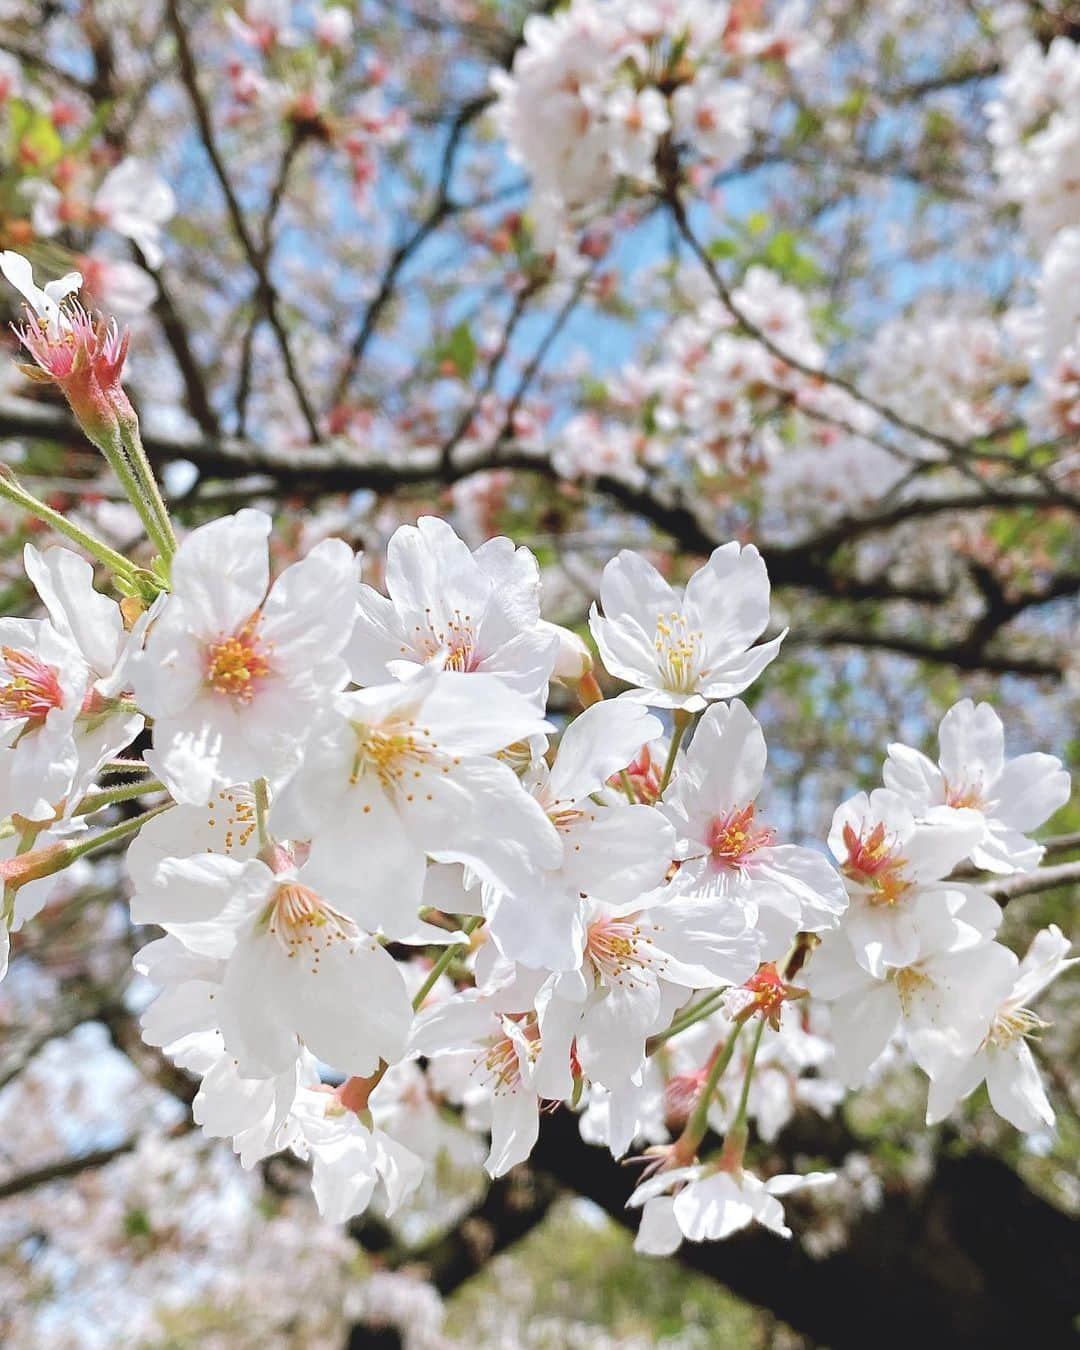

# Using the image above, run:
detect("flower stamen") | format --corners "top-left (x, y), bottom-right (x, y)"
top-left (205, 614), bottom-right (272, 703)
top-left (0, 646), bottom-right (65, 722)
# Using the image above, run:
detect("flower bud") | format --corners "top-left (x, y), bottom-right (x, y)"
top-left (540, 620), bottom-right (594, 683)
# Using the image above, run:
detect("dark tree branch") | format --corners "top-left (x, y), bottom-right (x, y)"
top-left (528, 1108), bottom-right (1080, 1350)
top-left (1, 396), bottom-right (1075, 677)
top-left (165, 0), bottom-right (321, 442)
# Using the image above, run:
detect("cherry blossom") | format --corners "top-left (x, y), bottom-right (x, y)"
top-left (270, 665), bottom-right (558, 935)
top-left (926, 925), bottom-right (1077, 1132)
top-left (412, 983), bottom-right (549, 1179)
top-left (346, 515), bottom-right (557, 705)
top-left (883, 699), bottom-right (1071, 874)
top-left (588, 544), bottom-right (785, 710)
top-left (828, 788), bottom-right (988, 975)
top-left (480, 699), bottom-right (673, 971)
top-left (630, 1164), bottom-right (835, 1253)
top-left (132, 509), bottom-right (359, 802)
top-left (132, 841), bottom-right (413, 1076)
top-left (661, 699), bottom-right (848, 955)
top-left (804, 895), bottom-right (1016, 1088)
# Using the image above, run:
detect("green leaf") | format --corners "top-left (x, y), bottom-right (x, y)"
top-left (435, 321), bottom-right (477, 380)
top-left (8, 99), bottom-right (63, 168)
top-left (745, 211), bottom-right (770, 237)
top-left (707, 237), bottom-right (739, 260)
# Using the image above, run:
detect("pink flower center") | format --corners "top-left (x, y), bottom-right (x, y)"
top-left (0, 646), bottom-right (65, 722)
top-left (205, 614), bottom-right (272, 702)
top-left (707, 804), bottom-right (775, 865)
top-left (841, 821), bottom-right (911, 904)
top-left (474, 1018), bottom-right (538, 1096)
top-left (586, 914), bottom-right (656, 987)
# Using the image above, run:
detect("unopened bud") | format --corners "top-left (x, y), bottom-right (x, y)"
top-left (540, 621), bottom-right (594, 684)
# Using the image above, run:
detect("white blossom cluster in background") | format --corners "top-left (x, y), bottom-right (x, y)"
top-left (552, 261), bottom-right (893, 520)
top-left (989, 33), bottom-right (1080, 435)
top-left (490, 0), bottom-right (814, 249)
top-left (221, 0), bottom-right (406, 211)
top-left (0, 248), bottom-right (1072, 1256)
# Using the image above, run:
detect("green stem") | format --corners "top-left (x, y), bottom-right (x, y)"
top-left (648, 987), bottom-right (728, 1051)
top-left (116, 415), bottom-right (176, 557)
top-left (65, 801), bottom-right (174, 864)
top-left (678, 1018), bottom-right (745, 1157)
top-left (253, 778), bottom-right (271, 849)
top-left (619, 769), bottom-right (638, 804)
top-left (74, 779), bottom-right (167, 816)
top-left (102, 759), bottom-right (153, 776)
top-left (731, 1016), bottom-right (766, 1134)
top-left (412, 915), bottom-right (483, 1010)
top-left (658, 709), bottom-right (693, 795)
top-left (3, 821), bottom-right (46, 921)
top-left (0, 472), bottom-right (137, 579)
top-left (86, 425), bottom-right (174, 561)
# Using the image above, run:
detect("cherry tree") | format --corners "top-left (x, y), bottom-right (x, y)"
top-left (0, 2), bottom-right (1077, 1346)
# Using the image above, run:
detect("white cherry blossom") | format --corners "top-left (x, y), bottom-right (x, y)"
top-left (270, 666), bottom-right (558, 936)
top-left (828, 787), bottom-right (988, 975)
top-left (133, 510), bottom-right (359, 803)
top-left (534, 890), bottom-right (760, 1090)
top-left (883, 699), bottom-right (1070, 874)
top-left (346, 515), bottom-right (557, 705)
top-left (662, 699), bottom-right (847, 956)
top-left (412, 983), bottom-right (549, 1178)
top-left (630, 1164), bottom-right (835, 1253)
top-left (131, 846), bottom-right (413, 1077)
top-left (926, 925), bottom-right (1077, 1132)
top-left (288, 1085), bottom-right (425, 1224)
top-left (589, 544), bottom-right (785, 710)
top-left (481, 700), bottom-right (674, 971)
top-left (805, 896), bottom-right (1016, 1089)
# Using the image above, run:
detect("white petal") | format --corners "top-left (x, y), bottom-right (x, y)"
top-left (994, 753), bottom-right (1071, 832)
top-left (169, 510), bottom-right (270, 636)
top-left (486, 1088), bottom-right (539, 1177)
top-left (634, 1196), bottom-right (684, 1255)
top-left (937, 700), bottom-right (1003, 786)
top-left (549, 700), bottom-right (663, 804)
top-left (985, 1040), bottom-right (1054, 1132)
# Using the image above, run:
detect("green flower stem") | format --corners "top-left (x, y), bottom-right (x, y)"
top-left (619, 769), bottom-right (638, 803)
top-left (648, 987), bottom-right (728, 1051)
top-left (731, 1015), bottom-right (766, 1133)
top-left (85, 423), bottom-right (174, 562)
top-left (412, 915), bottom-right (484, 1011)
top-left (658, 708), bottom-right (693, 794)
top-left (678, 1017), bottom-right (745, 1159)
top-left (116, 415), bottom-right (176, 558)
top-left (0, 472), bottom-right (137, 580)
top-left (65, 801), bottom-right (174, 865)
top-left (74, 779), bottom-right (167, 816)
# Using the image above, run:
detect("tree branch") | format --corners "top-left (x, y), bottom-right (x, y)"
top-left (164, 0), bottom-right (321, 441)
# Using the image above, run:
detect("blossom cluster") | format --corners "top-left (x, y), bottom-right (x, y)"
top-left (553, 263), bottom-right (883, 493)
top-left (808, 702), bottom-right (1072, 1130)
top-left (0, 257), bottom-right (1073, 1256)
top-left (222, 0), bottom-right (406, 209)
top-left (989, 35), bottom-right (1080, 434)
top-left (491, 0), bottom-right (814, 249)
